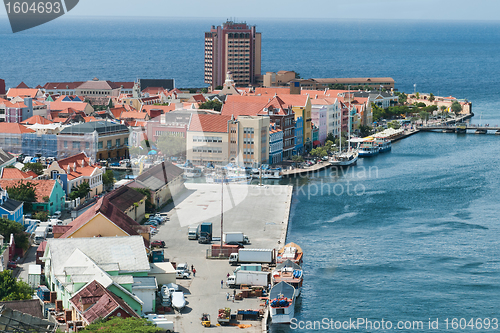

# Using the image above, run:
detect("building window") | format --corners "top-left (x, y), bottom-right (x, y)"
top-left (124, 137), bottom-right (129, 146)
top-left (116, 139), bottom-right (121, 147)
top-left (98, 141), bottom-right (103, 149)
top-left (64, 141), bottom-right (68, 148)
top-left (72, 141), bottom-right (80, 149)
top-left (107, 140), bottom-right (112, 149)
top-left (86, 142), bottom-right (90, 149)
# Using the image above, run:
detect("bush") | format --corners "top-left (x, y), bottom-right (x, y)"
top-left (33, 211), bottom-right (49, 222)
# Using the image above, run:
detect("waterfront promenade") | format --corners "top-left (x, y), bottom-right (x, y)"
top-left (151, 183), bottom-right (293, 333)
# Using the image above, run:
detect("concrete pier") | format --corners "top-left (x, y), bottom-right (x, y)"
top-left (152, 183), bottom-right (293, 333)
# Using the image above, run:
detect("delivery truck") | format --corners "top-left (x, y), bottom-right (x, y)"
top-left (226, 270), bottom-right (270, 288)
top-left (188, 226), bottom-right (198, 240)
top-left (197, 222), bottom-right (212, 243)
top-left (223, 232), bottom-right (250, 245)
top-left (33, 226), bottom-right (48, 245)
top-left (228, 248), bottom-right (275, 266)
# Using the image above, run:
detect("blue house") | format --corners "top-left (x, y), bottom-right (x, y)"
top-left (269, 124), bottom-right (283, 164)
top-left (294, 116), bottom-right (303, 155)
top-left (0, 187), bottom-right (23, 224)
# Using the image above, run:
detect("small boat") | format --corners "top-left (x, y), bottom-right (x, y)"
top-left (329, 149), bottom-right (358, 167)
top-left (269, 282), bottom-right (297, 324)
top-left (254, 165), bottom-right (283, 179)
top-left (171, 291), bottom-right (186, 311)
top-left (475, 129), bottom-right (487, 134)
top-left (358, 141), bottom-right (379, 157)
top-left (183, 167), bottom-right (203, 178)
top-left (374, 138), bottom-right (391, 153)
top-left (272, 260), bottom-right (303, 296)
top-left (205, 173), bottom-right (250, 184)
top-left (277, 242), bottom-right (303, 265)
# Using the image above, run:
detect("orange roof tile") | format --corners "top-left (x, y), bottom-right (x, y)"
top-left (221, 95), bottom-right (273, 117)
top-left (253, 87), bottom-right (290, 95)
top-left (119, 111), bottom-right (148, 120)
top-left (0, 179), bottom-right (57, 203)
top-left (188, 114), bottom-right (232, 133)
top-left (0, 123), bottom-right (35, 134)
top-left (0, 168), bottom-right (37, 179)
top-left (21, 115), bottom-right (53, 125)
top-left (7, 88), bottom-right (39, 98)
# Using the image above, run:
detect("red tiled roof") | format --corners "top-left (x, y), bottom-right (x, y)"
top-left (16, 82), bottom-right (29, 89)
top-left (221, 95), bottom-right (272, 117)
top-left (119, 111), bottom-right (148, 120)
top-left (59, 197), bottom-right (144, 239)
top-left (109, 107), bottom-right (126, 119)
top-left (69, 280), bottom-right (139, 324)
top-left (0, 123), bottom-right (35, 134)
top-left (0, 179), bottom-right (56, 203)
top-left (129, 120), bottom-right (147, 127)
top-left (191, 94), bottom-right (206, 103)
top-left (48, 101), bottom-right (89, 112)
top-left (0, 168), bottom-right (37, 179)
top-left (7, 88), bottom-right (39, 98)
top-left (8, 102), bottom-right (28, 108)
top-left (21, 115), bottom-right (53, 125)
top-left (57, 153), bottom-right (90, 169)
top-left (142, 87), bottom-right (163, 95)
top-left (188, 114), bottom-right (232, 133)
top-left (43, 82), bottom-right (84, 90)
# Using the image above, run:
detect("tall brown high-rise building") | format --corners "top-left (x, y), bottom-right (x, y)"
top-left (204, 21), bottom-right (261, 89)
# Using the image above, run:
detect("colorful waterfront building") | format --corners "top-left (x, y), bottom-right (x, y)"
top-left (269, 124), bottom-right (283, 164)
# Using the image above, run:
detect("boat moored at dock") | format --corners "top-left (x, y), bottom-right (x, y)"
top-left (269, 281), bottom-right (297, 324)
top-left (277, 242), bottom-right (303, 265)
top-left (272, 259), bottom-right (303, 296)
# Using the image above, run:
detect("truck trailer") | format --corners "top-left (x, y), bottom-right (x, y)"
top-left (226, 270), bottom-right (270, 288)
top-left (223, 232), bottom-right (250, 244)
top-left (229, 248), bottom-right (275, 265)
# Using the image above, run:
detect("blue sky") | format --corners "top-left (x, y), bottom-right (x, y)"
top-left (1, 0), bottom-right (500, 21)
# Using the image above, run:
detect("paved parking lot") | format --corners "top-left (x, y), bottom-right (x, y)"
top-left (152, 183), bottom-right (293, 333)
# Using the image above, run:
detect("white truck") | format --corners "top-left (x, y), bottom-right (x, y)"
top-left (188, 226), bottom-right (198, 240)
top-left (226, 270), bottom-right (270, 288)
top-left (229, 248), bottom-right (275, 266)
top-left (223, 232), bottom-right (250, 244)
top-left (145, 315), bottom-right (174, 332)
top-left (33, 226), bottom-right (48, 245)
top-left (234, 264), bottom-right (262, 273)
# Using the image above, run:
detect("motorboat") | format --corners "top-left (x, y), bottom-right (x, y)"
top-left (272, 260), bottom-right (303, 296)
top-left (171, 291), bottom-right (186, 311)
top-left (276, 242), bottom-right (303, 265)
top-left (358, 141), bottom-right (380, 157)
top-left (269, 282), bottom-right (297, 324)
top-left (329, 149), bottom-right (358, 167)
top-left (374, 138), bottom-right (391, 153)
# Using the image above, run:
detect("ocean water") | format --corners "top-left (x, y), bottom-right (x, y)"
top-left (2, 17), bottom-right (500, 332)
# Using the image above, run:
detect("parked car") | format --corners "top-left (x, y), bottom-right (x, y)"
top-left (176, 263), bottom-right (189, 272)
top-left (151, 240), bottom-right (165, 248)
top-left (49, 211), bottom-right (61, 219)
top-left (109, 162), bottom-right (120, 167)
top-left (7, 261), bottom-right (17, 269)
top-left (175, 270), bottom-right (190, 279)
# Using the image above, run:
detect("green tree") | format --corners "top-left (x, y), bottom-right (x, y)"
top-left (415, 92), bottom-right (420, 99)
top-left (358, 125), bottom-right (373, 138)
top-left (419, 110), bottom-right (430, 125)
top-left (0, 218), bottom-right (29, 250)
top-left (295, 72), bottom-right (301, 79)
top-left (6, 181), bottom-right (37, 212)
top-left (310, 147), bottom-right (328, 158)
top-left (395, 91), bottom-right (407, 104)
top-left (131, 187), bottom-right (154, 213)
top-left (201, 88), bottom-right (208, 93)
top-left (81, 317), bottom-right (162, 333)
top-left (325, 132), bottom-right (335, 143)
top-left (69, 182), bottom-right (90, 200)
top-left (32, 211), bottom-right (48, 222)
top-left (22, 162), bottom-right (44, 175)
top-left (428, 93), bottom-right (435, 102)
top-left (291, 155), bottom-right (304, 163)
top-left (156, 135), bottom-right (186, 158)
top-left (451, 101), bottom-right (462, 116)
top-left (371, 103), bottom-right (385, 122)
top-left (215, 85), bottom-right (223, 90)
top-left (102, 170), bottom-right (115, 189)
top-left (0, 270), bottom-right (32, 301)
top-left (199, 100), bottom-right (222, 111)
top-left (387, 120), bottom-right (401, 129)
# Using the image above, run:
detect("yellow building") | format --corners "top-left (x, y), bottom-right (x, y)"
top-left (280, 94), bottom-right (312, 149)
top-left (52, 197), bottom-right (150, 243)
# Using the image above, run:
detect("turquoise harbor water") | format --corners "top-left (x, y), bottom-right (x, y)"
top-left (2, 16), bottom-right (500, 332)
